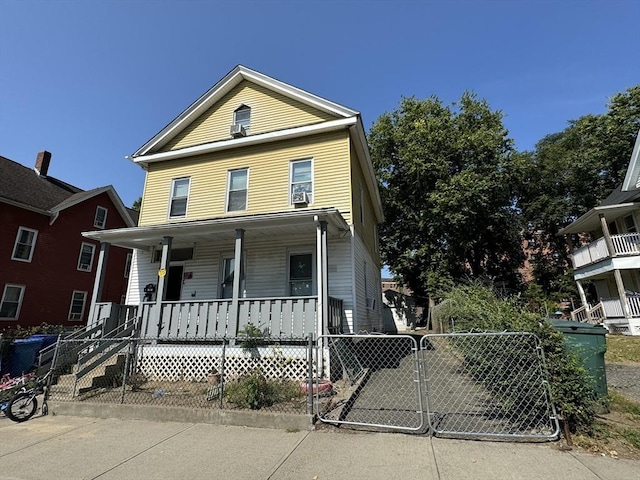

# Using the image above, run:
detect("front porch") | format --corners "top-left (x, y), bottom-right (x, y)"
top-left (571, 232), bottom-right (640, 269)
top-left (84, 208), bottom-right (355, 339)
top-left (570, 297), bottom-right (640, 335)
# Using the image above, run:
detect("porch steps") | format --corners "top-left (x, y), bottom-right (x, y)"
top-left (50, 354), bottom-right (126, 398)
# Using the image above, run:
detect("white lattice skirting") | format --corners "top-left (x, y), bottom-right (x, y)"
top-left (136, 344), bottom-right (312, 381)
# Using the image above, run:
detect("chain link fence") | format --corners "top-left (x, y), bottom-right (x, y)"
top-left (48, 337), bottom-right (313, 415)
top-left (421, 333), bottom-right (559, 440)
top-left (43, 332), bottom-right (559, 440)
top-left (315, 334), bottom-right (426, 432)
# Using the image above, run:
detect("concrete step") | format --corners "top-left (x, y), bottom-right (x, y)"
top-left (53, 354), bottom-right (126, 397)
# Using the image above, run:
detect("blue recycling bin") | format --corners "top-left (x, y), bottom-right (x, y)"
top-left (7, 338), bottom-right (42, 377)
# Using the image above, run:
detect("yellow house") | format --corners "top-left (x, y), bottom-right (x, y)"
top-left (84, 65), bottom-right (384, 339)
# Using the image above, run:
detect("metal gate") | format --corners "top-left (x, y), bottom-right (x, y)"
top-left (315, 332), bottom-right (560, 440)
top-left (315, 334), bottom-right (426, 432)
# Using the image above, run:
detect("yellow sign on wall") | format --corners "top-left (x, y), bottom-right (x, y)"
top-left (158, 268), bottom-right (166, 278)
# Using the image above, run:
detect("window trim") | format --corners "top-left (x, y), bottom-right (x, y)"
top-left (233, 104), bottom-right (251, 132)
top-left (11, 226), bottom-right (38, 263)
top-left (68, 290), bottom-right (88, 321)
top-left (77, 242), bottom-right (96, 272)
top-left (94, 206), bottom-right (108, 229)
top-left (226, 168), bottom-right (249, 212)
top-left (168, 177), bottom-right (191, 219)
top-left (287, 249), bottom-right (315, 297)
top-left (290, 158), bottom-right (314, 205)
top-left (0, 284), bottom-right (25, 320)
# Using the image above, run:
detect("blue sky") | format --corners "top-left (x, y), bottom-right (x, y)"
top-left (1, 0), bottom-right (639, 211)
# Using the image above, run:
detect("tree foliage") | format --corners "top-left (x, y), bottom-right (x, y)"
top-left (369, 93), bottom-right (525, 301)
top-left (517, 86), bottom-right (640, 296)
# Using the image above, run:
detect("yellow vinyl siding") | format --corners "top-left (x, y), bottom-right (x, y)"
top-left (351, 141), bottom-right (380, 266)
top-left (161, 81), bottom-right (337, 152)
top-left (139, 130), bottom-right (352, 226)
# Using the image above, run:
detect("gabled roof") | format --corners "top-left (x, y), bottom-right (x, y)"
top-left (0, 155), bottom-right (136, 227)
top-left (622, 128), bottom-right (640, 191)
top-left (0, 155), bottom-right (82, 212)
top-left (131, 65), bottom-right (358, 158)
top-left (128, 65), bottom-right (384, 223)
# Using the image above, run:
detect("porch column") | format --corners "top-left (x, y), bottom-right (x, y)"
top-left (315, 219), bottom-right (328, 340)
top-left (229, 229), bottom-right (244, 337)
top-left (599, 214), bottom-right (615, 257)
top-left (576, 280), bottom-right (588, 309)
top-left (613, 269), bottom-right (631, 318)
top-left (87, 242), bottom-right (110, 330)
top-left (154, 236), bottom-right (173, 334)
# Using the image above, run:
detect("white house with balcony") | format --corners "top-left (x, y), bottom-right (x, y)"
top-left (560, 130), bottom-right (640, 335)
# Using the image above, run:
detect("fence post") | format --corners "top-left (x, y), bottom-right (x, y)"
top-left (219, 340), bottom-right (227, 409)
top-left (307, 334), bottom-right (314, 415)
top-left (120, 338), bottom-right (132, 404)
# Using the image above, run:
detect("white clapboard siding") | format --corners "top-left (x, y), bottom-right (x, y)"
top-left (352, 233), bottom-right (383, 333)
top-left (126, 234), bottom-right (355, 308)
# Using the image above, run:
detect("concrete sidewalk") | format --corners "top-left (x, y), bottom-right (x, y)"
top-left (0, 414), bottom-right (636, 480)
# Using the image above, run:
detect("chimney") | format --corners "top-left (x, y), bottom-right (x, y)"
top-left (35, 151), bottom-right (51, 176)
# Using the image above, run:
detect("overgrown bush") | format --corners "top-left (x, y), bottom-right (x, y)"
top-left (437, 282), bottom-right (596, 431)
top-left (224, 369), bottom-right (302, 410)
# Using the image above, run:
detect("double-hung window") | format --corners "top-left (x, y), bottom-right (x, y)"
top-left (77, 242), bottom-right (96, 272)
top-left (0, 284), bottom-right (25, 319)
top-left (94, 206), bottom-right (108, 228)
top-left (234, 105), bottom-right (251, 133)
top-left (169, 177), bottom-right (190, 218)
top-left (227, 168), bottom-right (248, 212)
top-left (291, 159), bottom-right (313, 204)
top-left (68, 291), bottom-right (87, 321)
top-left (11, 227), bottom-right (38, 262)
top-left (124, 252), bottom-right (133, 278)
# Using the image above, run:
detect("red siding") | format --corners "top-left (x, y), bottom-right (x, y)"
top-left (0, 192), bottom-right (131, 329)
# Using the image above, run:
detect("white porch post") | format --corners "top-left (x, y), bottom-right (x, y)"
top-left (576, 280), bottom-right (588, 309)
top-left (613, 269), bottom-right (631, 318)
top-left (229, 228), bottom-right (244, 337)
top-left (87, 242), bottom-right (110, 329)
top-left (315, 218), bottom-right (328, 339)
top-left (599, 214), bottom-right (615, 256)
top-left (154, 236), bottom-right (172, 334)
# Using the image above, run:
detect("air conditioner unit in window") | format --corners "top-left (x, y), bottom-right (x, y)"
top-left (292, 192), bottom-right (309, 205)
top-left (79, 264), bottom-right (90, 271)
top-left (230, 124), bottom-right (246, 138)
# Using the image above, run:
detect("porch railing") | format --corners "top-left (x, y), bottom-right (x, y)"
top-left (139, 296), bottom-right (344, 340)
top-left (571, 297), bottom-right (640, 323)
top-left (572, 233), bottom-right (640, 269)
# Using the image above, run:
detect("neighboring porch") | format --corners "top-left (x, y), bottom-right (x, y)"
top-left (83, 208), bottom-right (353, 340)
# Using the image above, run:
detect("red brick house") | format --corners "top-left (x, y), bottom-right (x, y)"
top-left (0, 151), bottom-right (137, 329)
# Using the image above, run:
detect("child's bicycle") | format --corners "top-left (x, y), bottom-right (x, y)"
top-left (4, 370), bottom-right (52, 423)
top-left (0, 372), bottom-right (34, 415)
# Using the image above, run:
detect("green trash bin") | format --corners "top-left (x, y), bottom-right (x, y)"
top-left (552, 320), bottom-right (608, 401)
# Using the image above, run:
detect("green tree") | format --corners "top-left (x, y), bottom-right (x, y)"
top-left (369, 93), bottom-right (525, 301)
top-left (517, 86), bottom-right (640, 297)
top-left (132, 196), bottom-right (142, 211)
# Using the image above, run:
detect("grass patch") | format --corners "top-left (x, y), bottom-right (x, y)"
top-left (609, 390), bottom-right (640, 418)
top-left (605, 336), bottom-right (640, 363)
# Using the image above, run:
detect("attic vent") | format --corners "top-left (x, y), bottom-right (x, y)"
top-left (230, 124), bottom-right (246, 138)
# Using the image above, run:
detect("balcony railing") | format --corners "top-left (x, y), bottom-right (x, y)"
top-left (572, 233), bottom-right (640, 269)
top-left (136, 296), bottom-right (343, 340)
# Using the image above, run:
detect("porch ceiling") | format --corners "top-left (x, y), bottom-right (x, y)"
top-left (82, 208), bottom-right (350, 250)
top-left (559, 203), bottom-right (639, 235)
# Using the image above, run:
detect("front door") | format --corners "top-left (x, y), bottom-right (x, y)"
top-left (166, 265), bottom-right (184, 301)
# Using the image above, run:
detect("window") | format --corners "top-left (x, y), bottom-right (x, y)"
top-left (68, 291), bottom-right (87, 321)
top-left (77, 242), bottom-right (96, 271)
top-left (0, 284), bottom-right (25, 319)
top-left (152, 247), bottom-right (194, 262)
top-left (233, 105), bottom-right (251, 131)
top-left (94, 206), bottom-right (108, 228)
top-left (124, 252), bottom-right (133, 278)
top-left (623, 215), bottom-right (637, 233)
top-left (220, 255), bottom-right (245, 299)
top-left (227, 168), bottom-right (248, 212)
top-left (289, 253), bottom-right (313, 296)
top-left (291, 159), bottom-right (313, 204)
top-left (11, 227), bottom-right (38, 262)
top-left (169, 177), bottom-right (190, 218)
